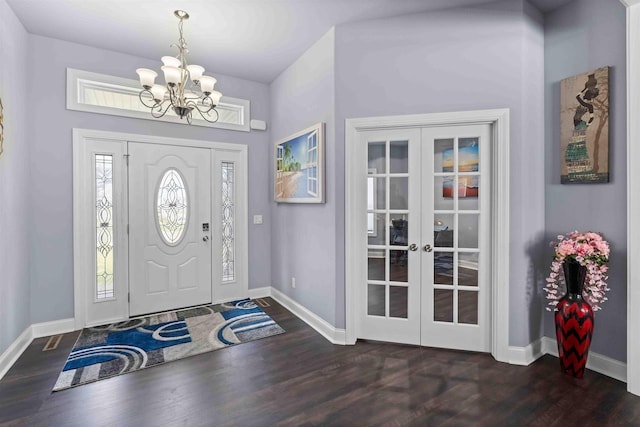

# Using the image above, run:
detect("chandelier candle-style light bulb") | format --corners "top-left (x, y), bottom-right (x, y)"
top-left (135, 10), bottom-right (223, 124)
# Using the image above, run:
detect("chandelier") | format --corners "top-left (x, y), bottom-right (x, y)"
top-left (135, 10), bottom-right (222, 124)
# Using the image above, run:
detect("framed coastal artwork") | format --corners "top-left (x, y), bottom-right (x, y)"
top-left (560, 66), bottom-right (610, 184)
top-left (442, 143), bottom-right (479, 198)
top-left (274, 122), bottom-right (325, 203)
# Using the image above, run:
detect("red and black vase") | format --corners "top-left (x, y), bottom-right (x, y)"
top-left (554, 257), bottom-right (594, 378)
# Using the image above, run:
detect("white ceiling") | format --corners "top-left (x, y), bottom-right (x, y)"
top-left (8, 0), bottom-right (572, 84)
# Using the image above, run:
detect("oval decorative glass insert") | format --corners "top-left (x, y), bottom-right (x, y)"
top-left (156, 169), bottom-right (188, 245)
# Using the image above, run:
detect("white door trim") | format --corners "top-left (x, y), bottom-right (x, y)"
top-left (72, 128), bottom-right (248, 329)
top-left (345, 109), bottom-right (510, 363)
top-left (623, 0), bottom-right (640, 396)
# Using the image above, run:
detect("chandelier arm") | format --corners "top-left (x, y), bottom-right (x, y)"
top-left (192, 104), bottom-right (219, 123)
top-left (138, 90), bottom-right (161, 109)
top-left (150, 101), bottom-right (172, 119)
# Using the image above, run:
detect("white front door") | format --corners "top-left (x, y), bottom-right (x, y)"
top-left (359, 124), bottom-right (491, 352)
top-left (128, 142), bottom-right (212, 316)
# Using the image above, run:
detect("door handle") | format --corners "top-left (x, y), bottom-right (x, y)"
top-left (423, 244), bottom-right (433, 253)
top-left (203, 235), bottom-right (210, 242)
top-left (409, 243), bottom-right (418, 251)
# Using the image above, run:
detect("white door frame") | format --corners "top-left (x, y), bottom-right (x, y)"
top-left (72, 128), bottom-right (248, 329)
top-left (345, 109), bottom-right (510, 363)
top-left (622, 0), bottom-right (640, 396)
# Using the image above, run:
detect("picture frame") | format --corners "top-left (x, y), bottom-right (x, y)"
top-left (274, 122), bottom-right (325, 203)
top-left (560, 66), bottom-right (610, 184)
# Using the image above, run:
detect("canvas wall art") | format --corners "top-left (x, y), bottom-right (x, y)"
top-left (560, 66), bottom-right (610, 184)
top-left (274, 122), bottom-right (324, 203)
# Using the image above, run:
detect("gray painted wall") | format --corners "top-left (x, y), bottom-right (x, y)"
top-left (0, 0), bottom-right (31, 356)
top-left (269, 29), bottom-right (337, 325)
top-left (544, 0), bottom-right (627, 361)
top-left (334, 0), bottom-right (546, 341)
top-left (26, 35), bottom-right (272, 324)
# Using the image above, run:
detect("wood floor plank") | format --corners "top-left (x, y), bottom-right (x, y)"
top-left (0, 298), bottom-right (638, 426)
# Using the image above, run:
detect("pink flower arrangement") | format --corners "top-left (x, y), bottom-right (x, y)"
top-left (544, 231), bottom-right (610, 311)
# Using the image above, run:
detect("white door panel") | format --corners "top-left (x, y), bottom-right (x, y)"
top-left (358, 124), bottom-right (492, 352)
top-left (129, 142), bottom-right (212, 316)
top-left (358, 128), bottom-right (422, 344)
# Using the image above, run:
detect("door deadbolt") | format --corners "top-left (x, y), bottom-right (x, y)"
top-left (203, 235), bottom-right (210, 242)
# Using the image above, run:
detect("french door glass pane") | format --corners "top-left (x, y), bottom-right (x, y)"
top-left (368, 141), bottom-right (386, 173)
top-left (434, 289), bottom-right (454, 323)
top-left (390, 177), bottom-right (408, 210)
top-left (458, 138), bottom-right (479, 172)
top-left (368, 284), bottom-right (386, 316)
top-left (434, 138), bottom-right (455, 173)
top-left (389, 140), bottom-right (409, 173)
top-left (458, 214), bottom-right (479, 248)
top-left (389, 250), bottom-right (408, 282)
top-left (434, 176), bottom-right (455, 210)
top-left (458, 290), bottom-right (479, 324)
top-left (434, 213), bottom-right (454, 248)
top-left (458, 253), bottom-right (479, 287)
top-left (434, 252), bottom-right (454, 286)
top-left (368, 250), bottom-right (386, 281)
top-left (458, 176), bottom-right (479, 210)
top-left (389, 286), bottom-right (408, 318)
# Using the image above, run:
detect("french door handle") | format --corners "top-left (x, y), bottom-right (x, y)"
top-left (423, 244), bottom-right (433, 253)
top-left (409, 243), bottom-right (418, 251)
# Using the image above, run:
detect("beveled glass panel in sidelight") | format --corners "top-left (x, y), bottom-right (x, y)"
top-left (156, 169), bottom-right (189, 245)
top-left (95, 154), bottom-right (114, 300)
top-left (368, 284), bottom-right (386, 317)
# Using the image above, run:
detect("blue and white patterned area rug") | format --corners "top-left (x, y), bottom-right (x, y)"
top-left (53, 299), bottom-right (284, 391)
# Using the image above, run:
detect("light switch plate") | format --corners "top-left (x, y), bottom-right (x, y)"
top-left (253, 215), bottom-right (263, 225)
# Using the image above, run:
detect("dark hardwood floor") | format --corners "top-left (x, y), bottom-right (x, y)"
top-left (1, 298), bottom-right (639, 426)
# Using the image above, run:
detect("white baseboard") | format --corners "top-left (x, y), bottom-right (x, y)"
top-left (270, 287), bottom-right (346, 345)
top-left (540, 336), bottom-right (627, 383)
top-left (0, 318), bottom-right (76, 381)
top-left (249, 287), bottom-right (271, 299)
top-left (508, 337), bottom-right (545, 366)
top-left (0, 326), bottom-right (33, 381)
top-left (32, 318), bottom-right (75, 338)
top-left (508, 336), bottom-right (627, 382)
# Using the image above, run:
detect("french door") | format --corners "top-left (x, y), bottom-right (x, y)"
top-left (128, 142), bottom-right (212, 316)
top-left (359, 124), bottom-right (491, 352)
